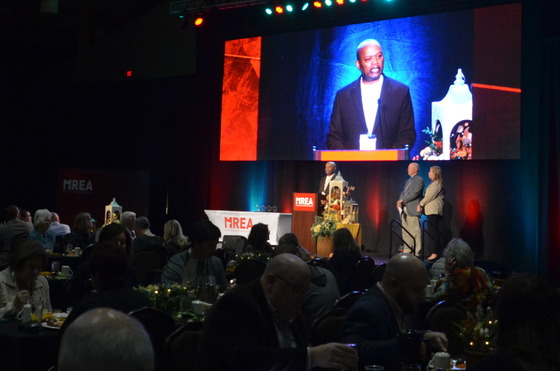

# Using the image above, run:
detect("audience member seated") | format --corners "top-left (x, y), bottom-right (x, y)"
top-left (470, 273), bottom-right (560, 371)
top-left (274, 243), bottom-right (340, 334)
top-left (195, 253), bottom-right (358, 371)
top-left (61, 241), bottom-right (153, 332)
top-left (68, 212), bottom-right (95, 248)
top-left (328, 228), bottom-right (362, 295)
top-left (27, 208), bottom-right (56, 252)
top-left (278, 232), bottom-right (312, 262)
top-left (120, 211), bottom-right (137, 240)
top-left (162, 219), bottom-right (227, 291)
top-left (66, 223), bottom-right (140, 304)
top-left (48, 212), bottom-right (71, 237)
top-left (0, 205), bottom-right (33, 268)
top-left (19, 208), bottom-right (33, 224)
top-left (243, 223), bottom-right (273, 254)
top-left (431, 238), bottom-right (493, 311)
top-left (133, 217), bottom-right (165, 255)
top-left (163, 219), bottom-right (190, 259)
top-left (341, 253), bottom-right (448, 370)
top-left (0, 240), bottom-right (52, 318)
top-left (58, 308), bottom-right (154, 371)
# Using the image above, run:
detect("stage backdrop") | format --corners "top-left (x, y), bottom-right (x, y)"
top-left (55, 169), bottom-right (151, 227)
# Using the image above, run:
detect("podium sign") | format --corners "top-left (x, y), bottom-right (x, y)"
top-left (293, 193), bottom-right (317, 212)
top-left (292, 193), bottom-right (318, 255)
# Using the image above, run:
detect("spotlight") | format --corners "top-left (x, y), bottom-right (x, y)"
top-left (335, 0), bottom-right (344, 4)
top-left (301, 2), bottom-right (309, 10)
top-left (285, 4), bottom-right (293, 11)
top-left (194, 16), bottom-right (204, 26)
top-left (265, 7), bottom-right (273, 14)
top-left (324, 0), bottom-right (332, 6)
top-left (275, 5), bottom-right (284, 13)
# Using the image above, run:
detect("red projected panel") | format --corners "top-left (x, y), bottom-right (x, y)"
top-left (220, 37), bottom-right (262, 161)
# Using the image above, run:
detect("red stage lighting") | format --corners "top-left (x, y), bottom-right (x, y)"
top-left (313, 1), bottom-right (322, 8)
top-left (194, 17), bottom-right (204, 26)
top-left (125, 70), bottom-right (133, 77)
top-left (336, 0), bottom-right (344, 4)
top-left (275, 5), bottom-right (284, 13)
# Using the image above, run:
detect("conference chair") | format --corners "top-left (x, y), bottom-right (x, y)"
top-left (165, 322), bottom-right (204, 371)
top-left (129, 307), bottom-right (177, 371)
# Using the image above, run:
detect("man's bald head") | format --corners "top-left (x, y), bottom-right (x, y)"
top-left (382, 253), bottom-right (428, 313)
top-left (58, 308), bottom-right (154, 371)
top-left (261, 253), bottom-right (311, 322)
top-left (356, 39), bottom-right (382, 60)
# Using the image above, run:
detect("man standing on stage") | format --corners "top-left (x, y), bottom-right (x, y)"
top-left (326, 39), bottom-right (416, 150)
top-left (318, 162), bottom-right (340, 216)
top-left (396, 163), bottom-right (424, 255)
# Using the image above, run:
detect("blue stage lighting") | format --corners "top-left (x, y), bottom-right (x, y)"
top-left (325, 0), bottom-right (332, 6)
top-left (265, 7), bottom-right (273, 14)
top-left (302, 2), bottom-right (309, 10)
top-left (286, 4), bottom-right (293, 11)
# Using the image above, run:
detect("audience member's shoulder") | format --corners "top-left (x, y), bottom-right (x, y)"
top-left (168, 250), bottom-right (188, 263)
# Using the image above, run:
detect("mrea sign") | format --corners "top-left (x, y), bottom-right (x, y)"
top-left (224, 217), bottom-right (253, 230)
top-left (293, 193), bottom-right (317, 212)
top-left (63, 179), bottom-right (93, 192)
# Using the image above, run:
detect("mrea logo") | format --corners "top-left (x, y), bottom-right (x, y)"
top-left (224, 217), bottom-right (253, 230)
top-left (294, 193), bottom-right (317, 212)
top-left (295, 197), bottom-right (314, 207)
top-left (63, 179), bottom-right (93, 192)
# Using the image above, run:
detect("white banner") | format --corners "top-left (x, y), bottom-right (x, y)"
top-left (204, 210), bottom-right (292, 245)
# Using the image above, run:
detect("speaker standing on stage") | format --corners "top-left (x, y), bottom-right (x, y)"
top-left (326, 39), bottom-right (416, 150)
top-left (417, 166), bottom-right (444, 262)
top-left (318, 162), bottom-right (340, 215)
top-left (396, 162), bottom-right (424, 255)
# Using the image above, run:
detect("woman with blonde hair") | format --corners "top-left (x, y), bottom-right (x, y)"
top-left (417, 166), bottom-right (444, 261)
top-left (163, 219), bottom-right (189, 258)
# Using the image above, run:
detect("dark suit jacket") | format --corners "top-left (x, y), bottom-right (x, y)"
top-left (326, 75), bottom-right (416, 150)
top-left (318, 171), bottom-right (341, 195)
top-left (196, 279), bottom-right (309, 371)
top-left (341, 285), bottom-right (428, 370)
top-left (341, 285), bottom-right (401, 369)
top-left (399, 174), bottom-right (425, 217)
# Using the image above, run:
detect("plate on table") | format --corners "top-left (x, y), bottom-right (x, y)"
top-left (41, 312), bottom-right (68, 329)
top-left (41, 323), bottom-right (61, 330)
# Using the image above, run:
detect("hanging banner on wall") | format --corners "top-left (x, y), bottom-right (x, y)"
top-left (56, 169), bottom-right (150, 226)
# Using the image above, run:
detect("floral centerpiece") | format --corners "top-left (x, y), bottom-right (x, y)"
top-left (136, 283), bottom-right (200, 321)
top-left (457, 305), bottom-right (498, 354)
top-left (311, 215), bottom-right (338, 242)
top-left (236, 251), bottom-right (272, 263)
top-left (311, 185), bottom-right (356, 241)
top-left (415, 126), bottom-right (443, 160)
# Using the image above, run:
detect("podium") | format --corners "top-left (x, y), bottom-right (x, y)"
top-left (313, 149), bottom-right (407, 161)
top-left (292, 193), bottom-right (318, 255)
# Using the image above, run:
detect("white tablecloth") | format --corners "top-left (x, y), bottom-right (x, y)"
top-left (204, 210), bottom-right (292, 245)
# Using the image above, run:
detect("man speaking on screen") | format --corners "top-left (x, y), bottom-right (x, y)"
top-left (326, 39), bottom-right (416, 150)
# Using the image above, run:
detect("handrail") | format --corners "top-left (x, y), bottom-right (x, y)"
top-left (389, 219), bottom-right (416, 260)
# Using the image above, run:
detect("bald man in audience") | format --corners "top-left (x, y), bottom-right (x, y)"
top-left (58, 308), bottom-right (154, 371)
top-left (48, 212), bottom-right (71, 236)
top-left (342, 253), bottom-right (448, 370)
top-left (196, 253), bottom-right (358, 371)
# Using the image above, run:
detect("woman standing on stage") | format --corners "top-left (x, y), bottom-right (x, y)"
top-left (417, 166), bottom-right (444, 262)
